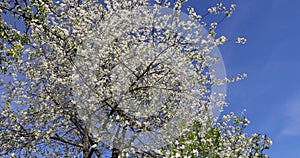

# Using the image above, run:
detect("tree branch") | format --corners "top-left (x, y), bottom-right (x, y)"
top-left (50, 134), bottom-right (83, 148)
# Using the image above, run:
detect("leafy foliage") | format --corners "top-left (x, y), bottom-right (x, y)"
top-left (165, 112), bottom-right (272, 158)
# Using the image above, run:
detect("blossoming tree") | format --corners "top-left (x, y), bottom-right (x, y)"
top-left (0, 0), bottom-right (271, 157)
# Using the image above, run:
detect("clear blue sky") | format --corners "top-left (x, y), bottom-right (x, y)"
top-left (188, 0), bottom-right (300, 157)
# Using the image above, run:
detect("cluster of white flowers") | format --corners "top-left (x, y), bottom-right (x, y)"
top-left (236, 37), bottom-right (247, 44)
top-left (187, 6), bottom-right (202, 21)
top-left (207, 2), bottom-right (237, 24)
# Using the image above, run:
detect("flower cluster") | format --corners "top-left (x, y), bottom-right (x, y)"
top-left (236, 37), bottom-right (247, 44)
top-left (208, 2), bottom-right (236, 17)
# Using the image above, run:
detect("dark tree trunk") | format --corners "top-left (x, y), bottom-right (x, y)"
top-left (111, 148), bottom-right (120, 158)
top-left (83, 122), bottom-right (90, 158)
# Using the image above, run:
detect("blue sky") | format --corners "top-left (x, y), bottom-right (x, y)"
top-left (188, 0), bottom-right (300, 157)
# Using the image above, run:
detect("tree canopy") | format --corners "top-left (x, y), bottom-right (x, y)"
top-left (0, 0), bottom-right (271, 157)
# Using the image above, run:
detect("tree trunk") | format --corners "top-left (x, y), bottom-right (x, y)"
top-left (83, 122), bottom-right (90, 158)
top-left (111, 148), bottom-right (120, 158)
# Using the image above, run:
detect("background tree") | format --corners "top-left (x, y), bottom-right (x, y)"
top-left (0, 0), bottom-right (271, 157)
top-left (165, 111), bottom-right (272, 158)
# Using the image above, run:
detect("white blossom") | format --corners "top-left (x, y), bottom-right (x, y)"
top-left (236, 37), bottom-right (247, 44)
